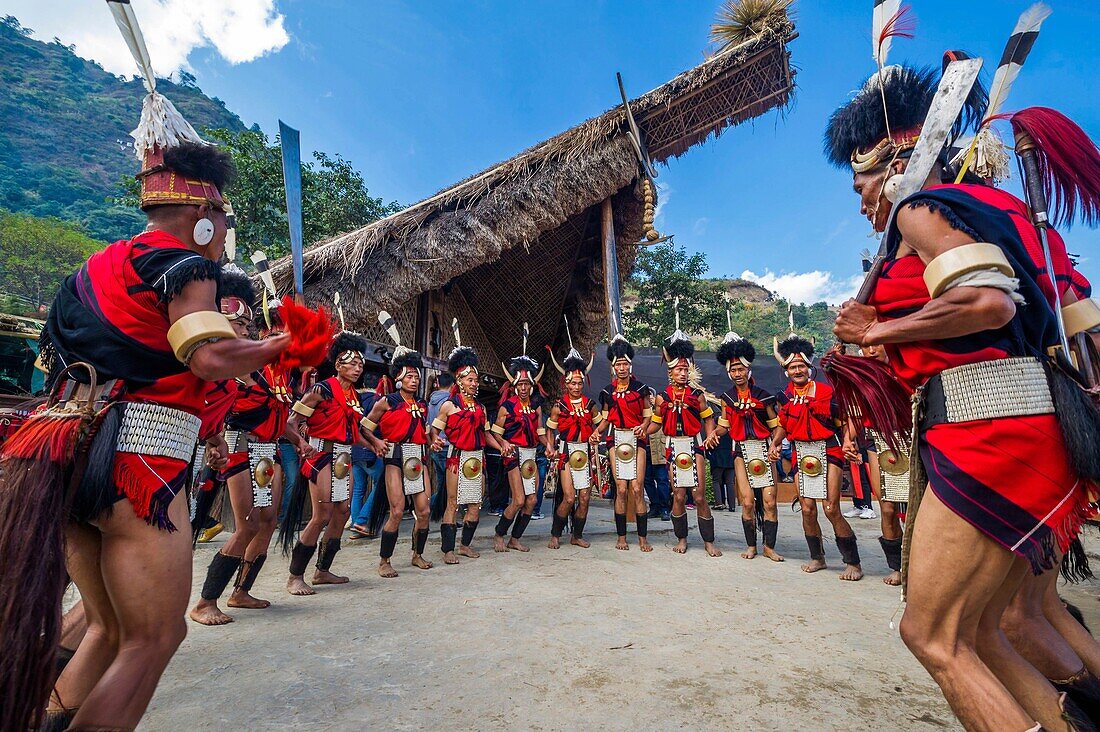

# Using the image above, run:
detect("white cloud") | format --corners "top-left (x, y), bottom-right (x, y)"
top-left (740, 268), bottom-right (863, 305)
top-left (692, 217), bottom-right (709, 236)
top-left (1, 0), bottom-right (289, 77)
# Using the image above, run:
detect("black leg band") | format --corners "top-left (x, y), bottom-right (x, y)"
top-left (698, 516), bottom-right (716, 544)
top-left (461, 520), bottom-right (478, 547)
top-left (440, 523), bottom-right (457, 553)
top-left (316, 538), bottom-right (341, 571)
top-left (879, 536), bottom-right (902, 571)
top-left (614, 512), bottom-right (627, 537)
top-left (200, 552), bottom-right (242, 601)
top-left (1053, 669), bottom-right (1100, 728)
top-left (511, 513), bottom-right (533, 540)
top-left (571, 515), bottom-right (587, 539)
top-left (289, 542), bottom-right (317, 576)
top-left (742, 518), bottom-right (758, 547)
top-left (380, 530), bottom-right (399, 560)
top-left (414, 528), bottom-right (429, 555)
top-left (636, 514), bottom-right (648, 538)
top-left (495, 513), bottom-right (516, 537)
top-left (236, 553), bottom-right (267, 592)
top-left (551, 513), bottom-right (567, 538)
top-left (671, 513), bottom-right (689, 540)
top-left (836, 534), bottom-right (861, 566)
top-left (762, 520), bottom-right (779, 549)
top-left (805, 534), bottom-right (825, 561)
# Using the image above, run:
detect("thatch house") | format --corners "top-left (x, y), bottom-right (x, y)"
top-left (270, 14), bottom-right (796, 391)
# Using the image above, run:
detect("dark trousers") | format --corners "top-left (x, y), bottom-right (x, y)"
top-left (644, 463), bottom-right (670, 513)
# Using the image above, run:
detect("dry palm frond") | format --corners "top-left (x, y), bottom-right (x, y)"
top-left (710, 0), bottom-right (794, 52)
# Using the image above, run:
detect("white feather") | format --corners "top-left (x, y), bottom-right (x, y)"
top-left (986, 2), bottom-right (1052, 120)
top-left (377, 310), bottom-right (401, 346)
top-left (249, 251), bottom-right (276, 295)
top-left (452, 318), bottom-right (461, 346)
top-left (872, 0), bottom-right (901, 66)
top-left (107, 1), bottom-right (155, 93)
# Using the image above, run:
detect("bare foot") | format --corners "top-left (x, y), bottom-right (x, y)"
top-left (506, 538), bottom-right (529, 552)
top-left (444, 551), bottom-right (460, 565)
top-left (313, 569), bottom-right (349, 585)
top-left (570, 536), bottom-right (591, 548)
top-left (704, 542), bottom-right (723, 558)
top-left (840, 564), bottom-right (864, 581)
top-left (801, 558), bottom-right (827, 573)
top-left (493, 535), bottom-right (509, 552)
top-left (615, 536), bottom-right (630, 551)
top-left (227, 591), bottom-right (270, 609)
top-left (741, 546), bottom-right (758, 559)
top-left (763, 546), bottom-right (785, 562)
top-left (189, 601), bottom-right (233, 626)
top-left (672, 538), bottom-right (687, 554)
top-left (287, 575), bottom-right (316, 596)
top-left (458, 545), bottom-right (480, 559)
top-left (412, 554), bottom-right (434, 569)
top-left (883, 570), bottom-right (901, 586)
top-left (639, 538), bottom-right (653, 553)
top-left (378, 561), bottom-right (399, 579)
top-left (548, 536), bottom-right (560, 550)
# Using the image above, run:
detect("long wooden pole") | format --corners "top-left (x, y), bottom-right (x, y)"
top-left (601, 197), bottom-right (623, 338)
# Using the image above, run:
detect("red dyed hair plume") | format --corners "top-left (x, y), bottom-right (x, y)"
top-left (274, 297), bottom-right (335, 371)
top-left (994, 107), bottom-right (1100, 228)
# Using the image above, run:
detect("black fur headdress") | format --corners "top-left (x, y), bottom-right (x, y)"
top-left (716, 332), bottom-right (755, 367)
top-left (508, 355), bottom-right (541, 380)
top-left (663, 335), bottom-right (694, 366)
top-left (448, 345), bottom-right (479, 375)
top-left (607, 333), bottom-right (635, 363)
top-left (774, 334), bottom-right (814, 367)
top-left (390, 350), bottom-right (424, 379)
top-left (329, 331), bottom-right (367, 365)
top-left (824, 61), bottom-right (987, 170)
top-left (161, 142), bottom-right (237, 195)
top-left (217, 265), bottom-right (254, 309)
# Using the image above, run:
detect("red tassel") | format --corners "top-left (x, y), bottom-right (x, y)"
top-left (820, 349), bottom-right (912, 453)
top-left (995, 107), bottom-right (1100, 227)
top-left (276, 297), bottom-right (336, 371)
top-left (878, 6), bottom-right (916, 51)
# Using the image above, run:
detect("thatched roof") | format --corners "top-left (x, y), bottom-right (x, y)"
top-left (269, 13), bottom-right (796, 378)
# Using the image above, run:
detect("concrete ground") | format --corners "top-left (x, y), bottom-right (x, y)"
top-left (140, 501), bottom-right (1100, 731)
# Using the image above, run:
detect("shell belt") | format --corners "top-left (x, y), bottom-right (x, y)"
top-left (117, 402), bottom-right (202, 463)
top-left (920, 357), bottom-right (1053, 429)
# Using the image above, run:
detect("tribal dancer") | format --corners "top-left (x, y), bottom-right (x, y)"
top-left (280, 332), bottom-right (368, 595)
top-left (646, 323), bottom-right (722, 557)
top-left (190, 277), bottom-right (314, 625)
top-left (0, 135), bottom-right (289, 729)
top-left (595, 334), bottom-right (655, 552)
top-left (430, 329), bottom-right (502, 564)
top-left (361, 313), bottom-right (433, 577)
top-left (492, 345), bottom-right (549, 553)
top-left (545, 344), bottom-right (600, 550)
top-left (828, 56), bottom-right (1100, 729)
top-left (708, 331), bottom-right (783, 561)
top-left (768, 334), bottom-right (861, 580)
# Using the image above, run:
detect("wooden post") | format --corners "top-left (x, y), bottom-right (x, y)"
top-left (601, 197), bottom-right (623, 338)
top-left (600, 197), bottom-right (634, 520)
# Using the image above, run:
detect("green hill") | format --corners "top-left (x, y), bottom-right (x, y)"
top-left (0, 15), bottom-right (247, 241)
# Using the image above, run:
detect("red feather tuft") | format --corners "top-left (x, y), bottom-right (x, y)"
top-left (995, 107), bottom-right (1100, 228)
top-left (878, 6), bottom-right (916, 54)
top-left (820, 350), bottom-right (912, 452)
top-left (275, 297), bottom-right (335, 371)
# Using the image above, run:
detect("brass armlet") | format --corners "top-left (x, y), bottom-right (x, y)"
top-left (490, 423), bottom-right (506, 436)
top-left (291, 401), bottom-right (315, 417)
top-left (1063, 299), bottom-right (1100, 337)
top-left (360, 417), bottom-right (378, 432)
top-left (431, 417), bottom-right (446, 431)
top-left (923, 242), bottom-right (1014, 298)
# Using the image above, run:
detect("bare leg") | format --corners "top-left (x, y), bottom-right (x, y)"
top-left (823, 466), bottom-right (861, 581)
top-left (191, 474), bottom-right (259, 625)
top-left (495, 469), bottom-right (524, 552)
top-left (506, 492), bottom-right (536, 552)
top-left (670, 485), bottom-right (688, 554)
top-left (287, 471), bottom-right (334, 596)
top-left (315, 498), bottom-right (350, 583)
top-left (378, 465), bottom-right (403, 578)
top-left (411, 489), bottom-right (434, 567)
top-left (734, 458), bottom-right (757, 559)
top-left (459, 499), bottom-right (482, 558)
top-left (1003, 566), bottom-right (1088, 681)
top-left (67, 491), bottom-right (191, 729)
top-left (631, 461), bottom-right (652, 553)
top-left (229, 468), bottom-right (282, 609)
top-left (443, 467), bottom-right (461, 563)
top-left (693, 457), bottom-right (721, 557)
top-left (571, 486), bottom-right (591, 548)
top-left (613, 470), bottom-right (630, 550)
top-left (549, 471), bottom-right (575, 550)
top-left (899, 488), bottom-right (1042, 731)
top-left (50, 523), bottom-right (119, 716)
top-left (880, 495), bottom-right (903, 586)
top-left (1043, 573), bottom-right (1100, 678)
top-left (799, 487), bottom-right (827, 573)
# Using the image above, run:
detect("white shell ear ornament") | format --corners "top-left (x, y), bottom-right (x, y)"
top-left (882, 173), bottom-right (903, 203)
top-left (193, 217), bottom-right (214, 246)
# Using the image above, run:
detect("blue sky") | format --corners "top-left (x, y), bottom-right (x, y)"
top-left (8, 0), bottom-right (1100, 303)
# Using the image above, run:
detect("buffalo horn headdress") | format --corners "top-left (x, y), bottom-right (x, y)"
top-left (447, 318), bottom-right (479, 377)
top-left (773, 333), bottom-right (815, 368)
top-left (547, 315), bottom-right (594, 380)
top-left (661, 297), bottom-right (694, 369)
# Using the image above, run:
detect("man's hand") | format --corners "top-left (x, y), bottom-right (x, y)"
top-left (632, 425), bottom-right (646, 439)
top-left (297, 439), bottom-right (318, 460)
top-left (702, 430), bottom-right (720, 450)
top-left (843, 437), bottom-right (861, 463)
top-left (205, 434), bottom-right (229, 470)
top-left (588, 432), bottom-right (600, 446)
top-left (431, 436), bottom-right (445, 452)
top-left (767, 443), bottom-right (781, 463)
top-left (834, 300), bottom-right (879, 346)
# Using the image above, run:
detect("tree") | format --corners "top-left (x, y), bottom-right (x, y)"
top-left (0, 210), bottom-right (101, 310)
top-left (114, 128), bottom-right (402, 262)
top-left (623, 241), bottom-right (726, 347)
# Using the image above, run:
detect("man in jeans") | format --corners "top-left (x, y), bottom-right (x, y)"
top-left (349, 377), bottom-right (384, 538)
top-left (644, 433), bottom-right (670, 521)
top-left (426, 373), bottom-right (453, 519)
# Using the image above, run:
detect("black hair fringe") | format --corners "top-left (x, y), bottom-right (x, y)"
top-left (606, 336), bottom-right (635, 362)
top-left (70, 404), bottom-right (123, 524)
top-left (277, 473), bottom-right (312, 556)
top-left (217, 267), bottom-right (255, 308)
top-left (1061, 537), bottom-right (1094, 584)
top-left (665, 338), bottom-right (694, 361)
top-left (448, 346), bottom-right (479, 374)
top-left (1051, 367), bottom-right (1100, 482)
top-left (328, 331), bottom-right (368, 365)
top-left (160, 257), bottom-right (221, 303)
top-left (390, 351), bottom-right (424, 378)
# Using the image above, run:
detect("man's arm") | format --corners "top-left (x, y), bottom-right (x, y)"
top-left (645, 395), bottom-right (665, 436)
top-left (360, 398), bottom-right (390, 454)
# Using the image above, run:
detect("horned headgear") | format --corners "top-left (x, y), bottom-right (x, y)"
top-left (218, 264), bottom-right (254, 322)
top-left (547, 315), bottom-right (594, 381)
top-left (773, 333), bottom-right (815, 369)
top-left (501, 322), bottom-right (544, 394)
top-left (607, 333), bottom-right (635, 367)
top-left (447, 318), bottom-right (479, 378)
top-left (661, 297), bottom-right (694, 369)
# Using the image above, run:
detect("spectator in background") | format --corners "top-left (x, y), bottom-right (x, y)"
top-left (843, 430), bottom-right (877, 520)
top-left (427, 373), bottom-right (453, 519)
top-left (775, 437), bottom-right (795, 483)
top-left (645, 433), bottom-right (671, 521)
top-left (706, 431), bottom-right (736, 511)
top-left (349, 374), bottom-right (385, 539)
